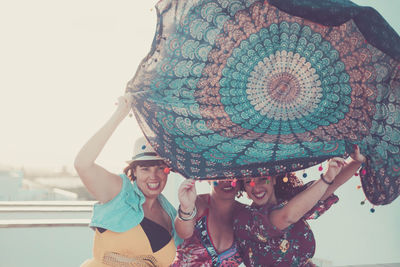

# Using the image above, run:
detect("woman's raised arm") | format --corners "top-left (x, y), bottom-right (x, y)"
top-left (320, 145), bottom-right (365, 200)
top-left (174, 179), bottom-right (198, 239)
top-left (270, 157), bottom-right (345, 230)
top-left (74, 93), bottom-right (132, 203)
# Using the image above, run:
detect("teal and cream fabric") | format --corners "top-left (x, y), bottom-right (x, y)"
top-left (126, 0), bottom-right (400, 205)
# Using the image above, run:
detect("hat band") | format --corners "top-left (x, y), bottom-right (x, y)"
top-left (131, 152), bottom-right (158, 160)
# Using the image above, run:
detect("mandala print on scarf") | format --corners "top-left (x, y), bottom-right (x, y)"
top-left (127, 0), bottom-right (400, 205)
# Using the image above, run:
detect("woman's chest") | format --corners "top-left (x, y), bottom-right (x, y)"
top-left (143, 206), bottom-right (171, 232)
top-left (205, 216), bottom-right (235, 253)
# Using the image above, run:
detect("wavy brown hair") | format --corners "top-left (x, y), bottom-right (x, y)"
top-left (123, 160), bottom-right (166, 182)
top-left (273, 172), bottom-right (304, 201)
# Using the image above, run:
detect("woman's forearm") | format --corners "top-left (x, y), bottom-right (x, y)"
top-left (174, 215), bottom-right (196, 239)
top-left (175, 180), bottom-right (198, 239)
top-left (175, 201), bottom-right (197, 239)
top-left (74, 110), bottom-right (126, 170)
top-left (320, 158), bottom-right (362, 200)
top-left (271, 179), bottom-right (330, 230)
top-left (74, 94), bottom-right (132, 203)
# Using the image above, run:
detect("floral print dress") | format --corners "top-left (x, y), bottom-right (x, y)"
top-left (172, 208), bottom-right (242, 267)
top-left (233, 195), bottom-right (338, 266)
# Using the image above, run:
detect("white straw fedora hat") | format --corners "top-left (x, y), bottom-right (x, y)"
top-left (126, 136), bottom-right (164, 164)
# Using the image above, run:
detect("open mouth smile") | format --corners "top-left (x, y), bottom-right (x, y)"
top-left (147, 182), bottom-right (160, 190)
top-left (222, 186), bottom-right (235, 192)
top-left (252, 191), bottom-right (266, 200)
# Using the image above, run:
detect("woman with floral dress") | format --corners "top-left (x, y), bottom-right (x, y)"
top-left (233, 147), bottom-right (365, 266)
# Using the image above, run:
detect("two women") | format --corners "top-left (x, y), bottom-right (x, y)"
top-left (175, 148), bottom-right (365, 266)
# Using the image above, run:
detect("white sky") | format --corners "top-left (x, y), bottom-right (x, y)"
top-left (0, 0), bottom-right (159, 171)
top-left (0, 0), bottom-right (399, 265)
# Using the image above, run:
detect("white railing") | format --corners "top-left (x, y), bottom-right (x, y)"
top-left (0, 201), bottom-right (95, 220)
top-left (0, 201), bottom-right (95, 267)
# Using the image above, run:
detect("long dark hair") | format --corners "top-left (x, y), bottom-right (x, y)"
top-left (274, 172), bottom-right (304, 202)
top-left (123, 160), bottom-right (166, 181)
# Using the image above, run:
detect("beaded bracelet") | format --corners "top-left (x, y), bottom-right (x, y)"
top-left (179, 204), bottom-right (193, 215)
top-left (320, 173), bottom-right (334, 185)
top-left (178, 205), bottom-right (197, 221)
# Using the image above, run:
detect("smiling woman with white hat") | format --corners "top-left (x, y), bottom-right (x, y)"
top-left (74, 93), bottom-right (182, 267)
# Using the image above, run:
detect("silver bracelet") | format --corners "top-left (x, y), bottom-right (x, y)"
top-left (178, 205), bottom-right (197, 221)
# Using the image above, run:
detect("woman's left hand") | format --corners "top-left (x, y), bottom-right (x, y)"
top-left (324, 157), bottom-right (346, 183)
top-left (178, 179), bottom-right (197, 213)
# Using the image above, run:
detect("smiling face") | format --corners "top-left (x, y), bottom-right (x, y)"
top-left (133, 161), bottom-right (169, 199)
top-left (211, 180), bottom-right (239, 201)
top-left (244, 176), bottom-right (277, 206)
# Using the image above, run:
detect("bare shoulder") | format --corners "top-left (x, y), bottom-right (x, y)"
top-left (196, 194), bottom-right (209, 205)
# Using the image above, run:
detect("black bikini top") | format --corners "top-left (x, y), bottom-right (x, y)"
top-left (97, 217), bottom-right (172, 252)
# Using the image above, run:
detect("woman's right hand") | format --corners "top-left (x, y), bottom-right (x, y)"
top-left (115, 92), bottom-right (133, 118)
top-left (178, 179), bottom-right (197, 213)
